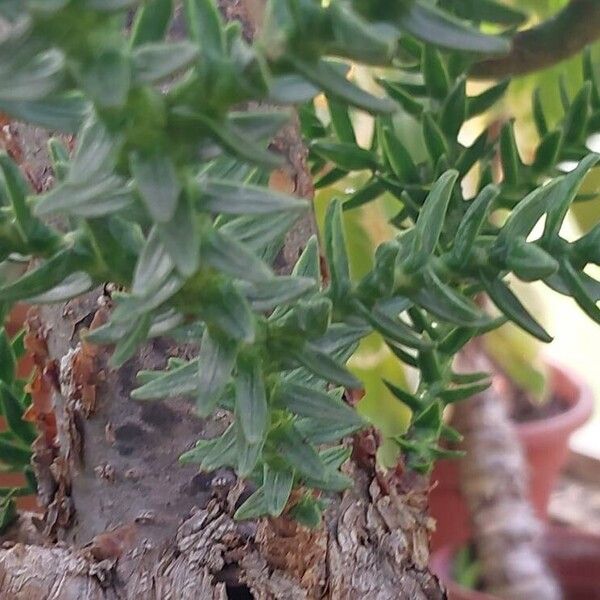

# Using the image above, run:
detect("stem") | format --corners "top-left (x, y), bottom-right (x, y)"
top-left (471, 0), bottom-right (600, 79)
top-left (453, 345), bottom-right (561, 599)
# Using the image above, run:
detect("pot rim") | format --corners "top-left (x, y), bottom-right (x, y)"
top-left (430, 526), bottom-right (600, 600)
top-left (516, 362), bottom-right (594, 442)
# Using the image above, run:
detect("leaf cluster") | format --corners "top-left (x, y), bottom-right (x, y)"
top-left (0, 0), bottom-right (595, 523)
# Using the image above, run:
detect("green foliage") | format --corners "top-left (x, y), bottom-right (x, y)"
top-left (0, 0), bottom-right (596, 526)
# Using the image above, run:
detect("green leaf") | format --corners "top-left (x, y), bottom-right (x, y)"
top-left (564, 81), bottom-right (591, 144)
top-left (0, 495), bottom-right (17, 534)
top-left (0, 436), bottom-right (30, 466)
top-left (381, 127), bottom-right (418, 182)
top-left (506, 239), bottom-right (558, 282)
top-left (132, 359), bottom-right (200, 400)
top-left (450, 184), bottom-right (498, 269)
top-left (383, 380), bottom-right (422, 412)
top-left (329, 2), bottom-right (396, 65)
top-left (494, 179), bottom-right (561, 253)
top-left (0, 153), bottom-right (53, 247)
top-left (456, 128), bottom-right (488, 177)
top-left (234, 487), bottom-right (268, 520)
top-left (288, 57), bottom-right (395, 114)
top-left (415, 269), bottom-right (489, 326)
top-left (132, 41), bottom-right (199, 83)
top-left (499, 121), bottom-right (520, 186)
top-left (0, 249), bottom-right (86, 303)
top-left (132, 228), bottom-right (174, 297)
top-left (196, 329), bottom-right (237, 417)
top-left (263, 464), bottom-right (294, 517)
top-left (559, 258), bottom-right (600, 324)
top-left (311, 141), bottom-right (377, 172)
top-left (235, 416), bottom-right (263, 477)
top-left (270, 422), bottom-right (325, 481)
top-left (275, 382), bottom-right (364, 431)
top-left (289, 343), bottom-right (360, 389)
top-left (28, 272), bottom-right (93, 303)
top-left (0, 382), bottom-right (35, 445)
top-left (78, 50), bottom-right (130, 109)
top-left (0, 50), bottom-right (64, 102)
top-left (219, 211), bottom-right (300, 253)
top-left (110, 314), bottom-right (151, 367)
top-left (542, 154), bottom-right (600, 242)
top-left (532, 130), bottom-right (563, 173)
top-left (343, 178), bottom-right (385, 210)
top-left (398, 1), bottom-right (509, 54)
top-left (292, 235), bottom-right (320, 281)
top-left (440, 77), bottom-right (466, 139)
top-left (200, 179), bottom-right (307, 214)
top-left (409, 170), bottom-right (458, 268)
top-left (237, 276), bottom-right (316, 312)
top-left (422, 111), bottom-right (448, 165)
top-left (228, 110), bottom-right (291, 141)
top-left (439, 380), bottom-right (491, 404)
top-left (269, 74), bottom-right (319, 104)
top-left (184, 424), bottom-right (237, 470)
top-left (35, 174), bottom-right (128, 217)
top-left (532, 88), bottom-right (548, 137)
top-left (422, 46), bottom-right (449, 100)
top-left (157, 195), bottom-right (200, 276)
top-left (377, 79), bottom-right (424, 118)
top-left (203, 279), bottom-right (255, 342)
top-left (186, 111), bottom-right (283, 168)
top-left (0, 330), bottom-right (15, 385)
top-left (70, 118), bottom-right (121, 181)
top-left (131, 151), bottom-right (181, 223)
top-left (184, 0), bottom-right (225, 56)
top-left (130, 0), bottom-right (173, 47)
top-left (0, 93), bottom-right (89, 134)
top-left (235, 354), bottom-right (268, 445)
top-left (466, 80), bottom-right (509, 119)
top-left (202, 227), bottom-right (272, 283)
top-left (288, 494), bottom-right (324, 528)
top-left (481, 274), bottom-right (552, 342)
top-left (353, 300), bottom-right (429, 350)
top-left (324, 200), bottom-right (351, 304)
top-left (327, 96), bottom-right (356, 144)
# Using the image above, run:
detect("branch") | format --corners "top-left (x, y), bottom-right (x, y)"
top-left (471, 0), bottom-right (600, 79)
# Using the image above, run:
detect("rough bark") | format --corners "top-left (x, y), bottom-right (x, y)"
top-left (453, 348), bottom-right (560, 600)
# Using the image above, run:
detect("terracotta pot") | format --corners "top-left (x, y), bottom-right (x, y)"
top-left (431, 527), bottom-right (600, 600)
top-left (429, 364), bottom-right (594, 551)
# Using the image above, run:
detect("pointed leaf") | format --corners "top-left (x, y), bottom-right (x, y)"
top-left (200, 178), bottom-right (307, 214)
top-left (196, 329), bottom-right (237, 417)
top-left (202, 227), bottom-right (272, 283)
top-left (263, 464), bottom-right (294, 517)
top-left (235, 353), bottom-right (268, 445)
top-left (289, 343), bottom-right (360, 389)
top-left (481, 274), bottom-right (552, 342)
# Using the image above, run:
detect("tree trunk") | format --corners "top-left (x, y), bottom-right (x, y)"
top-left (0, 4), bottom-right (445, 598)
top-left (453, 347), bottom-right (560, 599)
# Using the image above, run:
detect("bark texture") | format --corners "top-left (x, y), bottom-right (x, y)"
top-left (453, 349), bottom-right (560, 600)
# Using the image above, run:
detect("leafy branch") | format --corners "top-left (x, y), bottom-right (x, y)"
top-left (0, 0), bottom-right (596, 526)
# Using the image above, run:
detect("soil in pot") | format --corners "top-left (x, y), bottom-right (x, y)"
top-left (431, 527), bottom-right (600, 600)
top-left (429, 365), bottom-right (594, 551)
